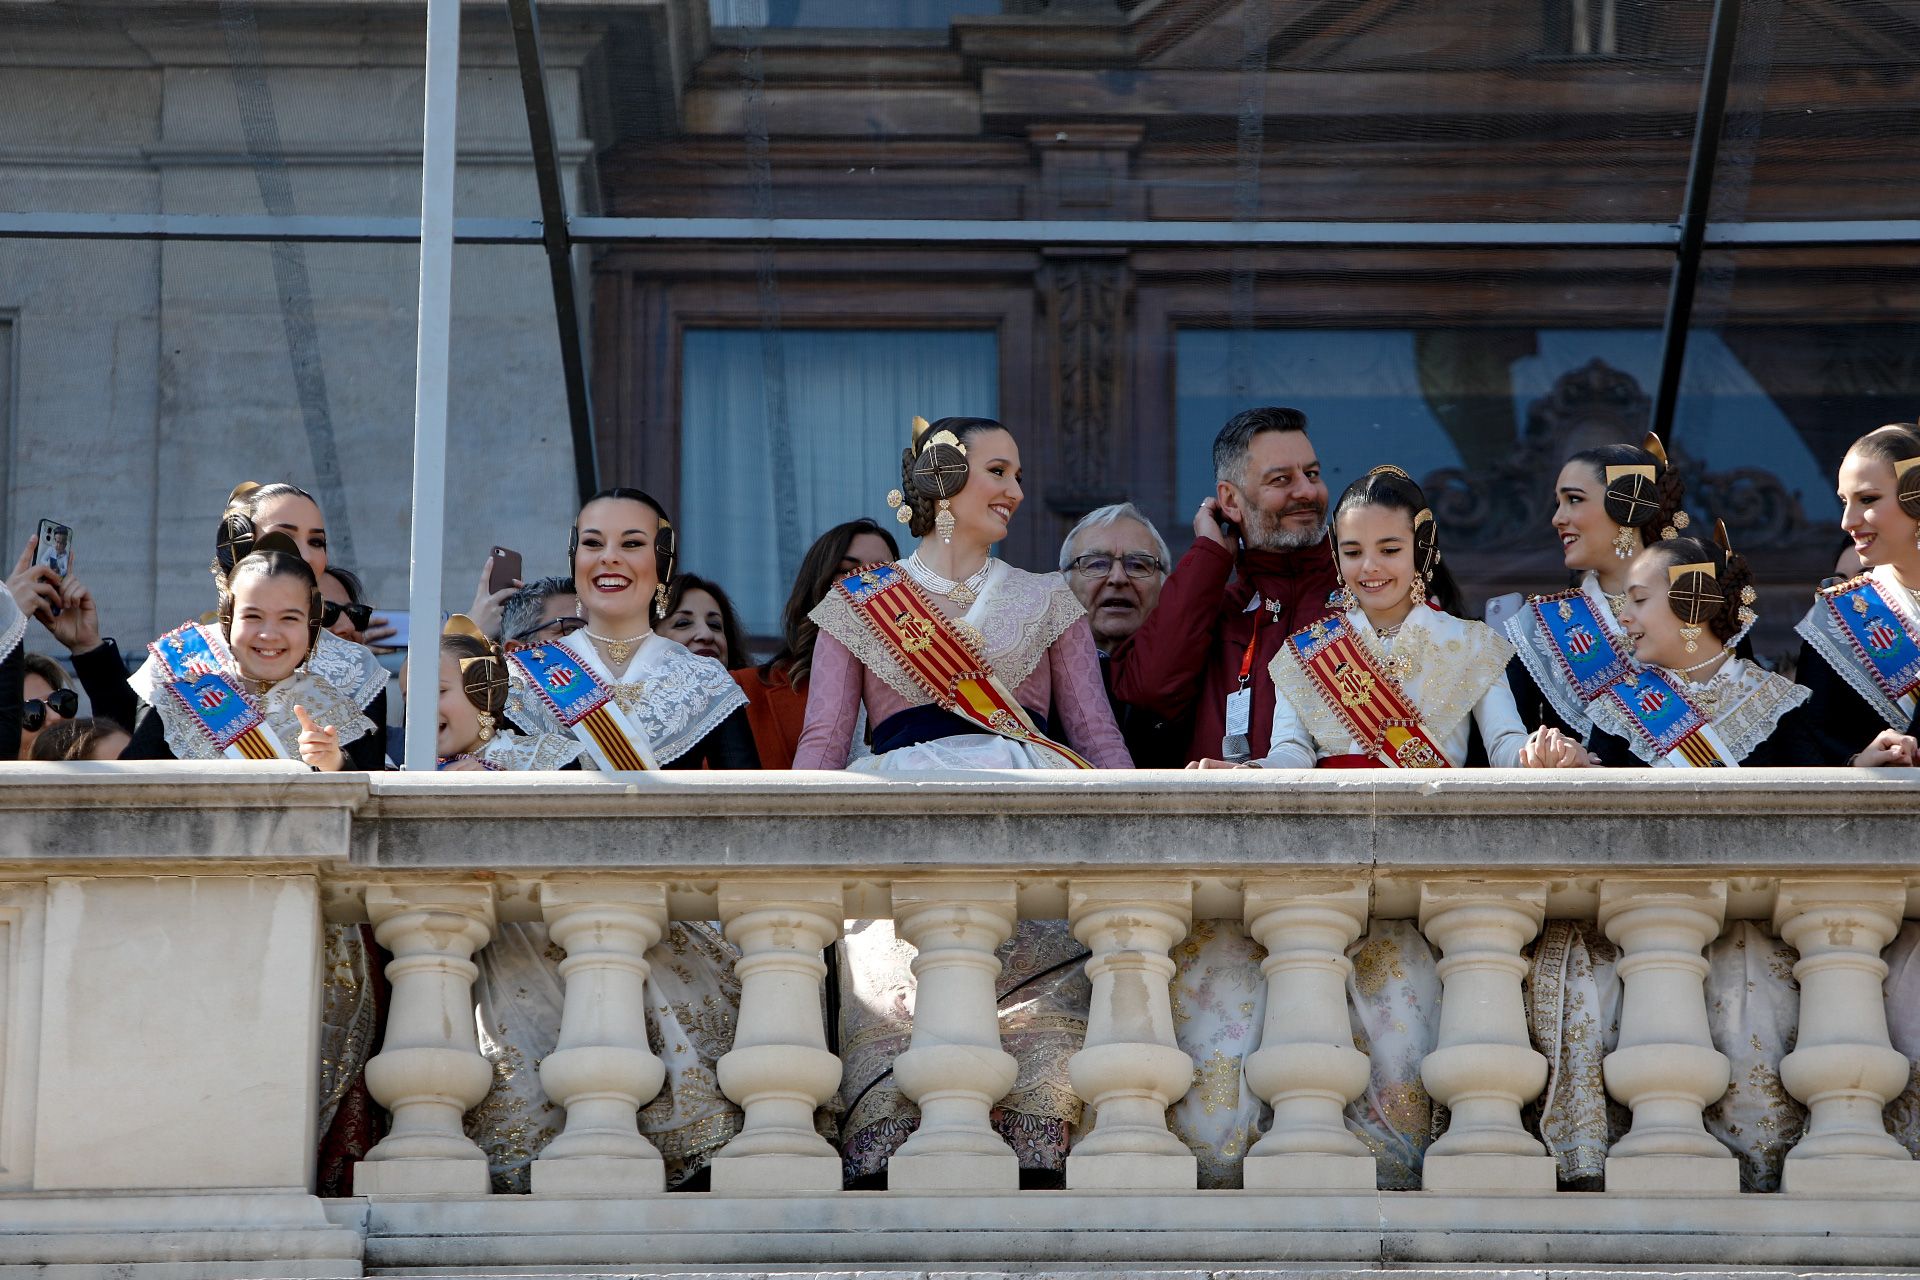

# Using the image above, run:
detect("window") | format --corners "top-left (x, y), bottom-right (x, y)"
top-left (680, 327), bottom-right (999, 636)
top-left (709, 0), bottom-right (1003, 29)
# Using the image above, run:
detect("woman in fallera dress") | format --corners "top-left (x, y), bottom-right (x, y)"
top-left (479, 488), bottom-right (755, 1191)
top-left (793, 415), bottom-right (1131, 1185)
top-left (1493, 433), bottom-right (1689, 746)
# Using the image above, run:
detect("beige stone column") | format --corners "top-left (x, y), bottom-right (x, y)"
top-left (887, 881), bottom-right (1021, 1192)
top-left (1417, 880), bottom-right (1557, 1192)
top-left (529, 878), bottom-right (671, 1196)
top-left (353, 884), bottom-right (497, 1195)
top-left (1598, 880), bottom-right (1736, 1193)
top-left (1775, 880), bottom-right (1920, 1195)
top-left (1063, 879), bottom-right (1196, 1190)
top-left (710, 881), bottom-right (844, 1193)
top-left (1240, 879), bottom-right (1374, 1190)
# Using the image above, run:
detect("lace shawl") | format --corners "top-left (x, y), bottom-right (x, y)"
top-left (504, 631), bottom-right (746, 767)
top-left (1503, 573), bottom-right (1630, 740)
top-left (1794, 566), bottom-right (1918, 732)
top-left (129, 623), bottom-right (375, 761)
top-left (476, 728), bottom-right (585, 772)
top-left (0, 584), bottom-right (23, 666)
top-left (1585, 658), bottom-right (1810, 766)
top-left (1268, 606), bottom-right (1516, 759)
top-left (807, 560), bottom-right (1086, 706)
top-left (310, 630), bottom-right (389, 711)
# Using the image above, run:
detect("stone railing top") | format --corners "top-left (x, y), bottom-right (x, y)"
top-left (3, 765), bottom-right (1917, 922)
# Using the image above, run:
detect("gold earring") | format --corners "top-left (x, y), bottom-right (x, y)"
top-left (654, 583), bottom-right (670, 614)
top-left (574, 597), bottom-right (584, 619)
top-left (476, 711), bottom-right (495, 743)
top-left (1680, 622), bottom-right (1702, 653)
top-left (1332, 584), bottom-right (1355, 612)
top-left (1409, 573), bottom-right (1427, 604)
top-left (935, 498), bottom-right (956, 544)
top-left (1613, 526), bottom-right (1639, 559)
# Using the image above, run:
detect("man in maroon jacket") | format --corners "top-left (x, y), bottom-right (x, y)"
top-left (1109, 406), bottom-right (1340, 763)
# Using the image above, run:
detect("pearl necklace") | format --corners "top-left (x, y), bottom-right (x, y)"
top-left (583, 628), bottom-right (649, 668)
top-left (905, 552), bottom-right (991, 607)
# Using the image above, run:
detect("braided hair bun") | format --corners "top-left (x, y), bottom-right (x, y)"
top-left (1568, 433), bottom-right (1689, 546)
top-left (891, 416), bottom-right (1002, 539)
top-left (1650, 523), bottom-right (1755, 644)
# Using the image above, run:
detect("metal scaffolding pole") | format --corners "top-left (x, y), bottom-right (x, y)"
top-left (1649, 0), bottom-right (1746, 440)
top-left (402, 0), bottom-right (462, 771)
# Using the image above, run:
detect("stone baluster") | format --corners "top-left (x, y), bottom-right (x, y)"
top-left (1417, 880), bottom-right (1557, 1192)
top-left (709, 881), bottom-right (845, 1193)
top-left (1775, 880), bottom-right (1920, 1195)
top-left (887, 881), bottom-right (1021, 1192)
top-left (529, 878), bottom-right (671, 1195)
top-left (1597, 879), bottom-right (1736, 1193)
top-left (1240, 879), bottom-right (1375, 1190)
top-left (1063, 879), bottom-right (1196, 1190)
top-left (353, 884), bottom-right (497, 1195)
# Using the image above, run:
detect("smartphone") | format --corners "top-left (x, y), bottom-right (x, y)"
top-left (488, 546), bottom-right (523, 596)
top-left (379, 610), bottom-right (411, 650)
top-left (36, 518), bottom-right (72, 617)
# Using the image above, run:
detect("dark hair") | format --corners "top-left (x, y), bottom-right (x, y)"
top-left (1848, 422), bottom-right (1920, 472)
top-left (1331, 468), bottom-right (1468, 618)
top-left (324, 565), bottom-right (366, 604)
top-left (897, 417), bottom-right (1005, 539)
top-left (31, 717), bottom-right (126, 761)
top-left (23, 651), bottom-right (69, 693)
top-left (658, 573), bottom-right (750, 667)
top-left (1646, 535), bottom-right (1755, 644)
top-left (439, 632), bottom-right (492, 664)
top-left (579, 486), bottom-right (671, 527)
top-left (764, 518), bottom-right (902, 689)
top-left (212, 481), bottom-right (323, 588)
top-left (1565, 442), bottom-right (1687, 538)
top-left (1213, 406), bottom-right (1309, 487)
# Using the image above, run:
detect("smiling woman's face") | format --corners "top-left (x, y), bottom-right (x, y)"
top-left (940, 428), bottom-right (1023, 547)
top-left (1838, 448), bottom-right (1920, 574)
top-left (573, 497), bottom-right (660, 630)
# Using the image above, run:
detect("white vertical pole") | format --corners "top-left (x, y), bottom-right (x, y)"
top-left (403, 0), bottom-right (461, 770)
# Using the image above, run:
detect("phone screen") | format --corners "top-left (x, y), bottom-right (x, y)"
top-left (36, 518), bottom-right (72, 617)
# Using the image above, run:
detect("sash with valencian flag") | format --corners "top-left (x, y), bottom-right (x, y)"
top-left (508, 641), bottom-right (659, 772)
top-left (834, 563), bottom-right (1094, 768)
top-left (1531, 589), bottom-right (1631, 704)
top-left (1286, 614), bottom-right (1452, 768)
top-left (150, 622), bottom-right (284, 761)
top-left (1596, 668), bottom-right (1737, 767)
top-left (1816, 576), bottom-right (1920, 727)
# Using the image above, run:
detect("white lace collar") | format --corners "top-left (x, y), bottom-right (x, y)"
top-left (503, 629), bottom-right (747, 767)
top-left (474, 728), bottom-right (585, 771)
top-left (130, 622), bottom-right (375, 761)
top-left (0, 583), bottom-right (23, 666)
top-left (1585, 656), bottom-right (1810, 766)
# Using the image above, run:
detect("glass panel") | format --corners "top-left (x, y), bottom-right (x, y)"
top-left (0, 2), bottom-right (427, 218)
top-left (712, 0), bottom-right (1004, 29)
top-left (680, 327), bottom-right (999, 634)
top-left (0, 238), bottom-right (418, 669)
top-left (1713, 0), bottom-right (1920, 222)
top-left (602, 0), bottom-right (1711, 223)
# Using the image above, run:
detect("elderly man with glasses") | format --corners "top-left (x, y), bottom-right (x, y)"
top-left (1057, 502), bottom-right (1189, 767)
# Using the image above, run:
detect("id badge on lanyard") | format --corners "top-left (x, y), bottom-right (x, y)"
top-left (1221, 601), bottom-right (1266, 761)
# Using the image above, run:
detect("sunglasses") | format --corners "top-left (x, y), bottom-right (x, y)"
top-left (322, 600), bottom-right (374, 631)
top-left (24, 688), bottom-right (80, 732)
top-left (512, 616), bottom-right (585, 643)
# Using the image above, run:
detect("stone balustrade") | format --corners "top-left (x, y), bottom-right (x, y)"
top-left (2, 764), bottom-right (1920, 1279)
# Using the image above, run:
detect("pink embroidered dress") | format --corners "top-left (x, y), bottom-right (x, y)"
top-left (794, 558), bottom-right (1131, 1183)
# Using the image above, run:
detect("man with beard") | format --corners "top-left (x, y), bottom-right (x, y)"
top-left (1057, 502), bottom-right (1189, 767)
top-left (1110, 406), bottom-right (1339, 764)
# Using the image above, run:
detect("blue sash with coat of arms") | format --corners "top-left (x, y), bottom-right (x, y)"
top-left (149, 623), bottom-right (283, 760)
top-left (1596, 668), bottom-right (1735, 768)
top-left (1531, 589), bottom-right (1632, 704)
top-left (507, 641), bottom-right (658, 771)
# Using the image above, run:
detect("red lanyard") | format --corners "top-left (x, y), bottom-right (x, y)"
top-left (1236, 604), bottom-right (1266, 689)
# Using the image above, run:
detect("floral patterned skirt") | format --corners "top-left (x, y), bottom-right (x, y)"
top-left (837, 917), bottom-right (1090, 1182)
top-left (465, 921), bottom-right (746, 1193)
